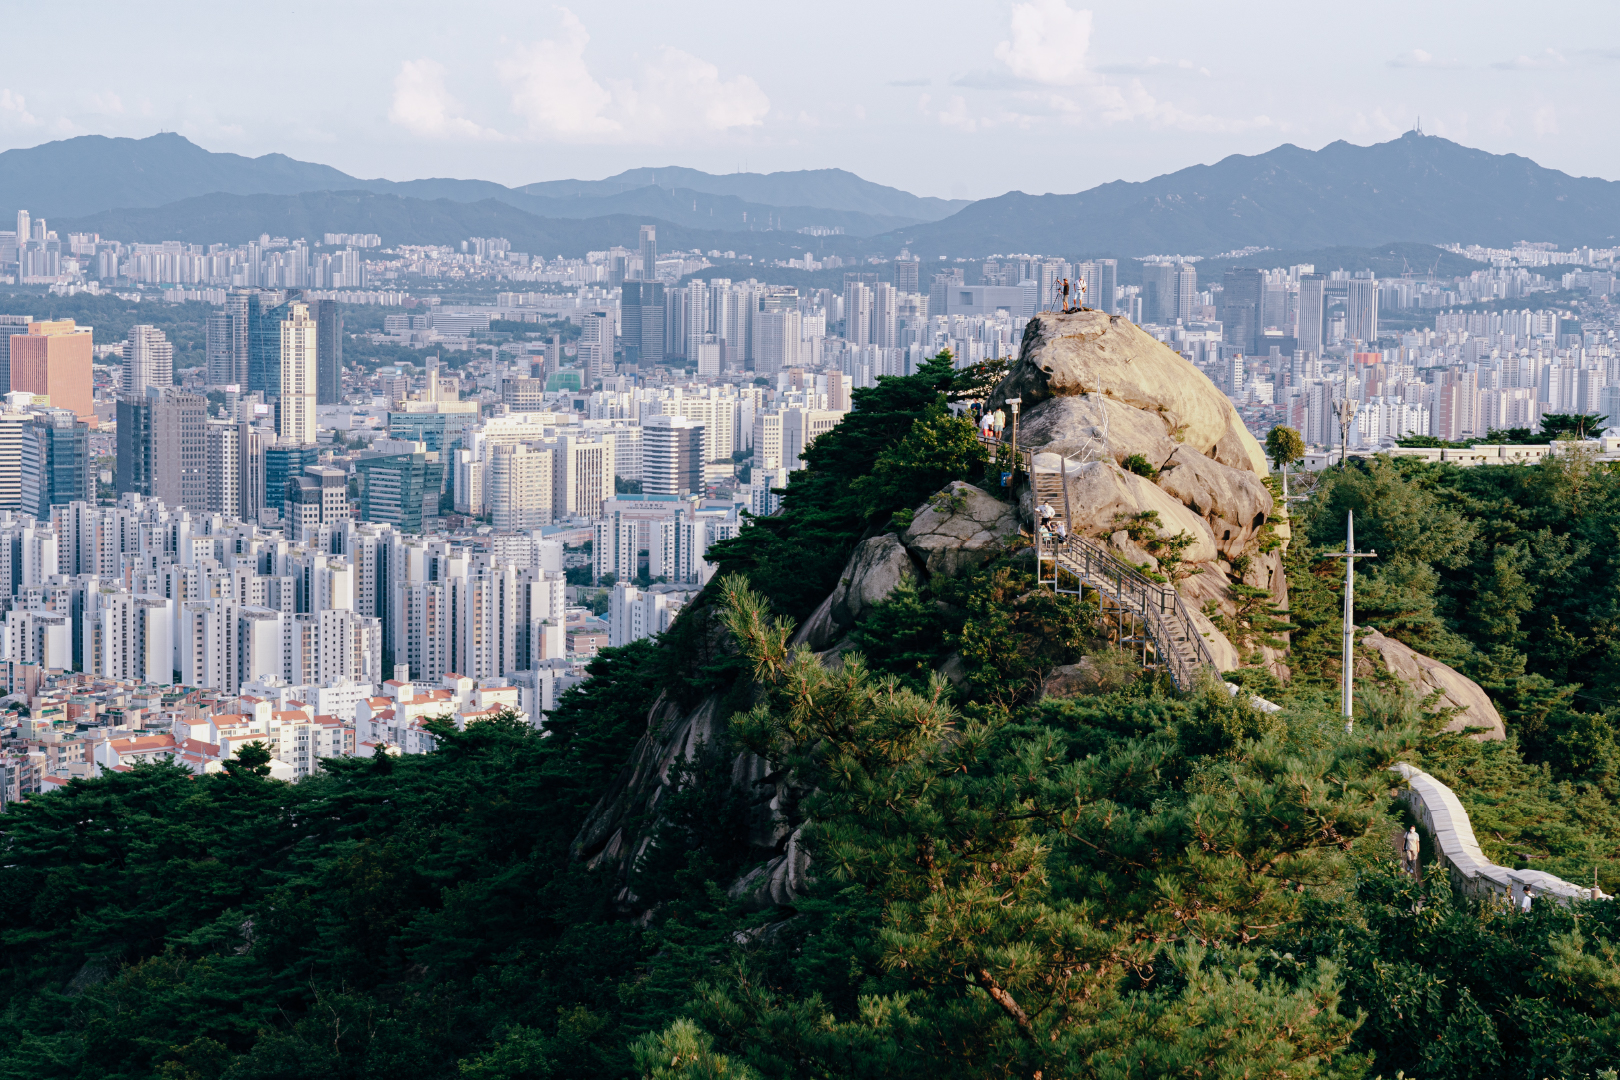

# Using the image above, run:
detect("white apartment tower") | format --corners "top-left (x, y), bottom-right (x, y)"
top-left (278, 302), bottom-right (318, 444)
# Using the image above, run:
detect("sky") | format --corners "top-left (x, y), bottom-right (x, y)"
top-left (1, 0), bottom-right (1618, 202)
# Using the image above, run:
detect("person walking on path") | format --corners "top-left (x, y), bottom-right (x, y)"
top-left (992, 408), bottom-right (1007, 441)
top-left (1403, 826), bottom-right (1420, 875)
top-left (1520, 884), bottom-right (1535, 913)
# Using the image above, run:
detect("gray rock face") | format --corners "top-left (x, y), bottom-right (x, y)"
top-left (728, 826), bottom-right (814, 910)
top-left (1032, 456), bottom-right (1217, 565)
top-left (1360, 628), bottom-right (1506, 740)
top-left (830, 534), bottom-right (919, 626)
top-left (1155, 444), bottom-right (1274, 561)
top-left (900, 481), bottom-right (1020, 577)
top-left (992, 310), bottom-right (1271, 476)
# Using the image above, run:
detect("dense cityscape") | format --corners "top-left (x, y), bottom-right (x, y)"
top-left (0, 205), bottom-right (1616, 795)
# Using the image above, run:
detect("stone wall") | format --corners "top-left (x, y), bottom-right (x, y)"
top-left (1391, 762), bottom-right (1600, 907)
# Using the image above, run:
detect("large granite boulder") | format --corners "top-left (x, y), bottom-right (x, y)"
top-left (1032, 455), bottom-right (1217, 565)
top-left (1155, 444), bottom-right (1274, 561)
top-left (1360, 628), bottom-right (1506, 740)
top-left (830, 534), bottom-right (918, 626)
top-left (900, 481), bottom-right (1020, 577)
top-left (1018, 392), bottom-right (1179, 465)
top-left (993, 310), bottom-right (1271, 476)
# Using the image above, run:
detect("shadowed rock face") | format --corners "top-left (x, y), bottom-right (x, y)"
top-left (991, 310), bottom-right (1271, 476)
top-left (1360, 628), bottom-right (1506, 741)
top-left (900, 481), bottom-right (1020, 578)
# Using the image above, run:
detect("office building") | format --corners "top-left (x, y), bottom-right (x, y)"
top-left (19, 409), bottom-right (90, 517)
top-left (1222, 268), bottom-right (1263, 355)
top-left (263, 444), bottom-right (319, 519)
top-left (895, 256), bottom-right (920, 294)
top-left (354, 450), bottom-right (444, 533)
top-left (1297, 273), bottom-right (1325, 354)
top-left (284, 465), bottom-right (350, 536)
top-left (122, 325), bottom-right (172, 396)
top-left (316, 299), bottom-right (342, 405)
top-left (1346, 276), bottom-right (1379, 345)
top-left (639, 224), bottom-right (658, 280)
top-left (116, 388), bottom-right (206, 512)
top-left (247, 291), bottom-right (293, 398)
top-left (9, 320), bottom-right (92, 422)
top-left (643, 416), bottom-right (704, 497)
top-left (279, 302), bottom-right (318, 444)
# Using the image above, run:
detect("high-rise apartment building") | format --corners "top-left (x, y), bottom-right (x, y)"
top-left (278, 302), bottom-right (318, 444)
top-left (122, 324), bottom-right (173, 396)
top-left (643, 415), bottom-right (705, 497)
top-left (579, 310), bottom-right (611, 385)
top-left (316, 299), bottom-right (342, 404)
top-left (489, 444), bottom-right (555, 530)
top-left (9, 320), bottom-right (92, 423)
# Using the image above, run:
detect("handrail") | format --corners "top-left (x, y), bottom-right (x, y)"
top-left (1045, 533), bottom-right (1218, 691)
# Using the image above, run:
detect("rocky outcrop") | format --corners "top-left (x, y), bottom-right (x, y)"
top-left (830, 535), bottom-right (918, 626)
top-left (1156, 445), bottom-right (1273, 561)
top-left (993, 310), bottom-right (1271, 476)
top-left (900, 481), bottom-right (1020, 577)
top-left (728, 826), bottom-right (813, 910)
top-left (1361, 629), bottom-right (1506, 740)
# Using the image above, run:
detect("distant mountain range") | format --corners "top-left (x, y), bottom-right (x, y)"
top-left (891, 133), bottom-right (1620, 257)
top-left (10, 130), bottom-right (1620, 261)
top-left (0, 133), bottom-right (964, 235)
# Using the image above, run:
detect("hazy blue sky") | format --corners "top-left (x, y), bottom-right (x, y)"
top-left (2, 1), bottom-right (1617, 200)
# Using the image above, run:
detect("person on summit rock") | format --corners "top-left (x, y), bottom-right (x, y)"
top-left (1061, 277), bottom-right (1071, 313)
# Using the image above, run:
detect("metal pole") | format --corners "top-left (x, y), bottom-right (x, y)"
top-left (1341, 511), bottom-right (1355, 730)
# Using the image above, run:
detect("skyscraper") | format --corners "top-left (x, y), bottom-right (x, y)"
top-left (116, 388), bottom-right (206, 511)
top-left (278, 302), bottom-right (318, 445)
top-left (1142, 262), bottom-right (1177, 323)
top-left (894, 256), bottom-right (920, 294)
top-left (579, 310), bottom-right (611, 385)
top-left (1296, 274), bottom-right (1326, 354)
top-left (643, 415), bottom-right (704, 497)
top-left (639, 225), bottom-right (658, 281)
top-left (621, 282), bottom-right (643, 365)
top-left (10, 320), bottom-right (93, 423)
top-left (248, 291), bottom-right (295, 399)
top-left (122, 325), bottom-right (173, 396)
top-left (1221, 268), bottom-right (1264, 355)
top-left (20, 408), bottom-right (89, 517)
top-left (316, 299), bottom-right (342, 404)
top-left (1346, 276), bottom-right (1378, 345)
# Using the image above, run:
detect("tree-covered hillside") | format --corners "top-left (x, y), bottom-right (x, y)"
top-left (2, 360), bottom-right (1619, 1078)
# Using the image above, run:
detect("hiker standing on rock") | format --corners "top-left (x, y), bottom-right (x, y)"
top-left (1403, 826), bottom-right (1420, 874)
top-left (1061, 278), bottom-right (1071, 313)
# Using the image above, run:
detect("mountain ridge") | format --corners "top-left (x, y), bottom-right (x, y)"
top-left (0, 133), bottom-right (965, 225)
top-left (886, 132), bottom-right (1620, 256)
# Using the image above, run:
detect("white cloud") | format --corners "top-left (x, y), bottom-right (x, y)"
top-left (1494, 48), bottom-right (1568, 70)
top-left (0, 89), bottom-right (39, 129)
top-left (977, 1), bottom-right (1261, 135)
top-left (1388, 48), bottom-right (1462, 69)
top-left (498, 9), bottom-right (767, 143)
top-left (994, 0), bottom-right (1094, 85)
top-left (388, 59), bottom-right (502, 139)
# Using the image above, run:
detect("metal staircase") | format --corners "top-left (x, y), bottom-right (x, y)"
top-left (979, 431), bottom-right (1219, 690)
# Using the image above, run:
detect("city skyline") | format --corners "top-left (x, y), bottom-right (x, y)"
top-left (0, 1), bottom-right (1616, 200)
